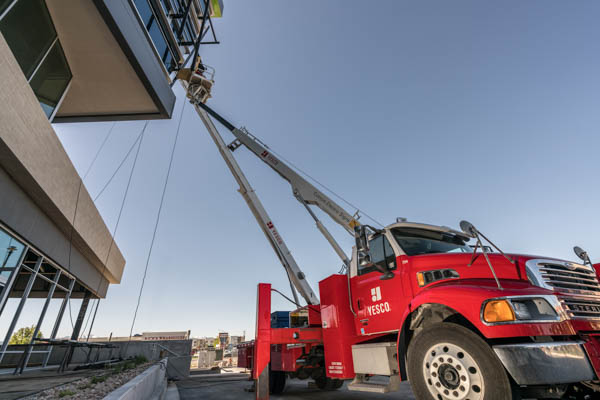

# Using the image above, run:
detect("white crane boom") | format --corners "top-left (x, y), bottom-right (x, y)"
top-left (195, 101), bottom-right (359, 268)
top-left (195, 102), bottom-right (360, 233)
top-left (194, 105), bottom-right (319, 305)
top-left (182, 72), bottom-right (360, 305)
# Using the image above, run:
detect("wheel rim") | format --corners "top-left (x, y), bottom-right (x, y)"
top-left (422, 342), bottom-right (484, 400)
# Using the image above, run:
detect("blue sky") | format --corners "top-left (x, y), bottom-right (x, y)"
top-left (36, 1), bottom-right (600, 339)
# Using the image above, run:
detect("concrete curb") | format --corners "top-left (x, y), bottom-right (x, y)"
top-left (165, 382), bottom-right (180, 400)
top-left (103, 359), bottom-right (167, 400)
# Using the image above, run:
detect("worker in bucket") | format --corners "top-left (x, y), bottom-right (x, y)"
top-left (176, 55), bottom-right (214, 103)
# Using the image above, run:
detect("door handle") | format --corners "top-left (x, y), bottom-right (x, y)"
top-left (360, 319), bottom-right (369, 326)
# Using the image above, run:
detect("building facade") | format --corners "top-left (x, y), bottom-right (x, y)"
top-left (0, 0), bottom-right (222, 373)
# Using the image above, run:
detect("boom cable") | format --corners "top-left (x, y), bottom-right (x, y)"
top-left (71, 122), bottom-right (116, 335)
top-left (86, 121), bottom-right (148, 339)
top-left (66, 178), bottom-right (83, 329)
top-left (83, 122), bottom-right (116, 180)
top-left (93, 131), bottom-right (144, 202)
top-left (124, 99), bottom-right (186, 354)
top-left (250, 139), bottom-right (385, 228)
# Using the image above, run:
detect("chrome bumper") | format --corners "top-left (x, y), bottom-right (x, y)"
top-left (493, 341), bottom-right (596, 385)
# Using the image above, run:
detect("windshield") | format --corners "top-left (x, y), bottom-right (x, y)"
top-left (391, 228), bottom-right (472, 256)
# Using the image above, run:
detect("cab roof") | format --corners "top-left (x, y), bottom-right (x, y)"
top-left (384, 221), bottom-right (472, 242)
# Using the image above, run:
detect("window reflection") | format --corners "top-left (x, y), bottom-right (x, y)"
top-left (0, 228), bottom-right (25, 283)
top-left (29, 41), bottom-right (72, 118)
top-left (0, 0), bottom-right (57, 79)
top-left (0, 0), bottom-right (71, 120)
top-left (133, 0), bottom-right (177, 72)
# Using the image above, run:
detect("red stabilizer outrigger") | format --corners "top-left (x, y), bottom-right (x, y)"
top-left (253, 283), bottom-right (324, 399)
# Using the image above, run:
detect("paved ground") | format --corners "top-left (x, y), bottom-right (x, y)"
top-left (0, 368), bottom-right (98, 400)
top-left (176, 374), bottom-right (416, 400)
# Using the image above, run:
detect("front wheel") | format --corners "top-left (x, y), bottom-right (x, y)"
top-left (407, 322), bottom-right (515, 400)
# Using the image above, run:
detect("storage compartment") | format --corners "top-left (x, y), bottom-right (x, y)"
top-left (271, 311), bottom-right (290, 328)
top-left (351, 342), bottom-right (398, 376)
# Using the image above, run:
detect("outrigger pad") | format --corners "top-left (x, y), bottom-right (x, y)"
top-left (256, 364), bottom-right (269, 400)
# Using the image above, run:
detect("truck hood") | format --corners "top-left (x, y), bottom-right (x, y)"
top-left (410, 253), bottom-right (600, 289)
top-left (409, 253), bottom-right (526, 285)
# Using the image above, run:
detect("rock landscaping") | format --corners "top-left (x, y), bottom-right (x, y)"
top-left (23, 356), bottom-right (153, 399)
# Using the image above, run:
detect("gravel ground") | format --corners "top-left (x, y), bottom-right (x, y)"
top-left (22, 362), bottom-right (155, 399)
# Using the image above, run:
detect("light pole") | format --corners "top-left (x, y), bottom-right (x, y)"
top-left (2, 246), bottom-right (17, 268)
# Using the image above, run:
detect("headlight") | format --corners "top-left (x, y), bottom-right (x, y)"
top-left (482, 297), bottom-right (560, 324)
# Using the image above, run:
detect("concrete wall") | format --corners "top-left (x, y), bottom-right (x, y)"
top-left (0, 34), bottom-right (125, 294)
top-left (0, 168), bottom-right (109, 297)
top-left (48, 0), bottom-right (176, 122)
top-left (51, 0), bottom-right (176, 123)
top-left (104, 359), bottom-right (168, 400)
top-left (196, 350), bottom-right (217, 368)
top-left (0, 340), bottom-right (192, 368)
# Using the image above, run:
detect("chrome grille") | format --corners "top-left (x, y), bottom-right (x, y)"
top-left (527, 259), bottom-right (600, 297)
top-left (539, 263), bottom-right (600, 296)
top-left (561, 298), bottom-right (600, 320)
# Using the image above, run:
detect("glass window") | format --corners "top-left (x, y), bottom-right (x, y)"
top-left (162, 48), bottom-right (176, 72)
top-left (29, 41), bottom-right (72, 118)
top-left (392, 228), bottom-right (472, 256)
top-left (148, 20), bottom-right (169, 60)
top-left (158, 0), bottom-right (173, 13)
top-left (0, 0), bottom-right (57, 79)
top-left (0, 228), bottom-right (25, 282)
top-left (133, 0), bottom-right (154, 27)
top-left (359, 235), bottom-right (396, 276)
top-left (134, 0), bottom-right (176, 72)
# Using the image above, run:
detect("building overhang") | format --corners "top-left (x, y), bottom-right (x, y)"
top-left (46, 0), bottom-right (176, 123)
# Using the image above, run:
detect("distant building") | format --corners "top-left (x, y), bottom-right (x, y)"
top-left (218, 332), bottom-right (229, 348)
top-left (230, 335), bottom-right (244, 346)
top-left (142, 331), bottom-right (190, 341)
top-left (89, 330), bottom-right (190, 342)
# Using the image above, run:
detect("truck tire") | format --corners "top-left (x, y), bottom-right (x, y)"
top-left (407, 322), bottom-right (515, 400)
top-left (269, 370), bottom-right (286, 394)
top-left (315, 376), bottom-right (343, 390)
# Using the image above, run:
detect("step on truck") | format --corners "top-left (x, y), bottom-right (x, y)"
top-left (182, 75), bottom-right (600, 399)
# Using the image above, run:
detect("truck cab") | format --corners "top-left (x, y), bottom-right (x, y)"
top-left (350, 222), bottom-right (474, 336)
top-left (338, 221), bottom-right (600, 398)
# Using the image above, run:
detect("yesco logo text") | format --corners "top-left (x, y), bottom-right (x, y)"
top-left (367, 286), bottom-right (391, 316)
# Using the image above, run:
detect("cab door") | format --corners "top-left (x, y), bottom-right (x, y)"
top-left (350, 232), bottom-right (410, 336)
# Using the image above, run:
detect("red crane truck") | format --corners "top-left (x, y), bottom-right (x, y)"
top-left (183, 75), bottom-right (600, 399)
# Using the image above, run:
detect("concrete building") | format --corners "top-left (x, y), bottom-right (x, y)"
top-left (142, 331), bottom-right (190, 341)
top-left (0, 0), bottom-right (222, 374)
top-left (230, 335), bottom-right (244, 346)
top-left (88, 330), bottom-right (191, 342)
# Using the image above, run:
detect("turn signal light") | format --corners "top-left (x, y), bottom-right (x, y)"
top-left (483, 300), bottom-right (516, 323)
top-left (417, 272), bottom-right (425, 287)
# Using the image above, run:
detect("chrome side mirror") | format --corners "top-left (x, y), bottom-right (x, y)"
top-left (354, 225), bottom-right (369, 254)
top-left (357, 251), bottom-right (372, 267)
top-left (459, 220), bottom-right (476, 237)
top-left (574, 246), bottom-right (592, 266)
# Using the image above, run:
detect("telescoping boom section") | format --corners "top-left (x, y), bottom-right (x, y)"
top-left (196, 102), bottom-right (360, 235)
top-left (191, 97), bottom-right (360, 307)
top-left (193, 105), bottom-right (318, 306)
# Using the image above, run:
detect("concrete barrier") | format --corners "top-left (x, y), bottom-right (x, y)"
top-left (103, 359), bottom-right (167, 400)
top-left (0, 340), bottom-right (192, 368)
top-left (167, 356), bottom-right (191, 380)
